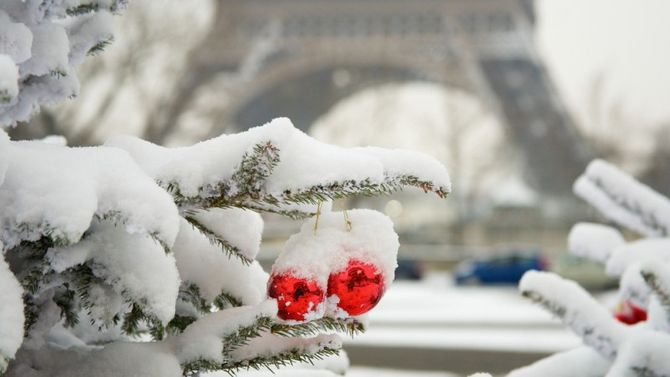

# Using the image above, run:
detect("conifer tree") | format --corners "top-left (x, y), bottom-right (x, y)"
top-left (509, 160), bottom-right (670, 377)
top-left (0, 2), bottom-right (450, 376)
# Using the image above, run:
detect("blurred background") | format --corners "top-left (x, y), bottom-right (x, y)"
top-left (10, 0), bottom-right (670, 375)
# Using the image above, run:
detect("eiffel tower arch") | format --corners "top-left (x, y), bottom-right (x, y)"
top-left (204, 0), bottom-right (591, 196)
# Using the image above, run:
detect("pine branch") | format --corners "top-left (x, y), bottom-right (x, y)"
top-left (221, 317), bottom-right (274, 354)
top-left (166, 315), bottom-right (197, 335)
top-left (228, 141), bottom-right (280, 201)
top-left (179, 282), bottom-right (210, 313)
top-left (88, 37), bottom-right (114, 56)
top-left (121, 303), bottom-right (165, 340)
top-left (183, 214), bottom-right (252, 265)
top-left (95, 212), bottom-right (171, 253)
top-left (271, 317), bottom-right (365, 338)
top-left (163, 141), bottom-right (447, 220)
top-left (183, 344), bottom-right (341, 376)
top-left (641, 268), bottom-right (670, 326)
top-left (225, 346), bottom-right (341, 374)
top-left (214, 291), bottom-right (243, 310)
top-left (181, 316), bottom-right (274, 376)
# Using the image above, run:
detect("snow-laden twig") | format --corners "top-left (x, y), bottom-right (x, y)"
top-left (0, 252), bottom-right (24, 373)
top-left (0, 0), bottom-right (126, 125)
top-left (507, 346), bottom-right (610, 377)
top-left (519, 271), bottom-right (629, 359)
top-left (106, 118), bottom-right (451, 217)
top-left (0, 140), bottom-right (180, 250)
top-left (605, 238), bottom-right (670, 276)
top-left (573, 159), bottom-right (670, 237)
top-left (568, 222), bottom-right (625, 263)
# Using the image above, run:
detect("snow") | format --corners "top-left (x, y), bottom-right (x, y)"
top-left (106, 118), bottom-right (450, 200)
top-left (617, 264), bottom-right (650, 307)
top-left (271, 209), bottom-right (399, 295)
top-left (0, 0), bottom-right (122, 126)
top-left (0, 250), bottom-right (24, 372)
top-left (231, 332), bottom-right (342, 363)
top-left (349, 327), bottom-right (578, 354)
top-left (0, 140), bottom-right (180, 250)
top-left (344, 277), bottom-right (582, 354)
top-left (230, 368), bottom-right (458, 377)
top-left (0, 10), bottom-right (32, 64)
top-left (0, 55), bottom-right (18, 106)
top-left (19, 23), bottom-right (68, 77)
top-left (65, 11), bottom-right (114, 66)
top-left (356, 147), bottom-right (451, 193)
top-left (605, 238), bottom-right (670, 276)
top-left (568, 223), bottom-right (625, 263)
top-left (507, 346), bottom-right (610, 377)
top-left (173, 218), bottom-right (268, 305)
top-left (51, 341), bottom-right (182, 377)
top-left (189, 207), bottom-right (263, 261)
top-left (169, 300), bottom-right (277, 364)
top-left (46, 221), bottom-right (180, 324)
top-left (607, 330), bottom-right (670, 377)
top-left (519, 271), bottom-right (628, 359)
top-left (573, 159), bottom-right (670, 237)
top-left (0, 131), bottom-right (8, 186)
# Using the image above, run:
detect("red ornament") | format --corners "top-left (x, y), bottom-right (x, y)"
top-left (268, 273), bottom-right (324, 321)
top-left (327, 259), bottom-right (385, 316)
top-left (614, 300), bottom-right (647, 325)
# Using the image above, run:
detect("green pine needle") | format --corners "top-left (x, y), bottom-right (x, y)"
top-left (184, 214), bottom-right (253, 265)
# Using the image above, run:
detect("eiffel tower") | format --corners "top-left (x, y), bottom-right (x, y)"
top-left (181, 0), bottom-right (591, 196)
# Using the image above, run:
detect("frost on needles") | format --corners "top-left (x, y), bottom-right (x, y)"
top-left (509, 160), bottom-right (670, 377)
top-left (0, 118), bottom-right (450, 376)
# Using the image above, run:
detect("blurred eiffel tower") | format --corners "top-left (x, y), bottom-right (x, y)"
top-left (152, 0), bottom-right (592, 196)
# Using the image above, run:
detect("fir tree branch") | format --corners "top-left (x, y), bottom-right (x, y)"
top-left (228, 141), bottom-right (280, 201)
top-left (163, 141), bottom-right (448, 220)
top-left (224, 346), bottom-right (340, 375)
top-left (641, 268), bottom-right (670, 325)
top-left (121, 303), bottom-right (165, 340)
top-left (179, 282), bottom-right (210, 314)
top-left (183, 342), bottom-right (341, 376)
top-left (271, 317), bottom-right (365, 338)
top-left (88, 37), bottom-right (114, 56)
top-left (183, 215), bottom-right (253, 265)
top-left (221, 317), bottom-right (274, 354)
top-left (214, 291), bottom-right (243, 310)
top-left (166, 315), bottom-right (197, 335)
top-left (181, 316), bottom-right (274, 376)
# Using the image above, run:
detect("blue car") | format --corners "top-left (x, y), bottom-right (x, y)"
top-left (454, 251), bottom-right (548, 285)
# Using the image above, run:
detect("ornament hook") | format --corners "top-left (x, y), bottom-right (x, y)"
top-left (343, 209), bottom-right (352, 232)
top-left (313, 202), bottom-right (322, 235)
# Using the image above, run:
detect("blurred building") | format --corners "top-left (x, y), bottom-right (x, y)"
top-left (182, 0), bottom-right (591, 197)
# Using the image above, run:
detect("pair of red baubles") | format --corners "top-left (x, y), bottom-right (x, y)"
top-left (268, 259), bottom-right (384, 321)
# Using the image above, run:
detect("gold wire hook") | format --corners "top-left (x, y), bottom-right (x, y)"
top-left (313, 202), bottom-right (322, 235)
top-left (343, 209), bottom-right (352, 232)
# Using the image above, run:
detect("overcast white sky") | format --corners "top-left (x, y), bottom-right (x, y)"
top-left (536, 0), bottom-right (670, 130)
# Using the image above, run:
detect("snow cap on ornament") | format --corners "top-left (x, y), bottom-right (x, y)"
top-left (268, 209), bottom-right (399, 322)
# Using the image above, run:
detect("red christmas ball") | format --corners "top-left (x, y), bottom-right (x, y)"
top-left (614, 300), bottom-right (647, 325)
top-left (327, 259), bottom-right (385, 316)
top-left (267, 273), bottom-right (324, 321)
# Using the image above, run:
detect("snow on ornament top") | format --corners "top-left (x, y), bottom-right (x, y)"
top-left (272, 209), bottom-right (399, 289)
top-left (268, 209), bottom-right (399, 321)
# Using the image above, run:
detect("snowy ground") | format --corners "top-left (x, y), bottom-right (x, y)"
top-left (347, 272), bottom-right (582, 354)
top-left (229, 272), bottom-right (613, 376)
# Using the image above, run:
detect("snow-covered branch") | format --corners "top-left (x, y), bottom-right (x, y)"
top-left (0, 0), bottom-right (127, 125)
top-left (574, 159), bottom-right (670, 237)
top-left (519, 271), bottom-right (629, 359)
top-left (105, 118), bottom-right (451, 219)
top-left (568, 222), bottom-right (625, 263)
